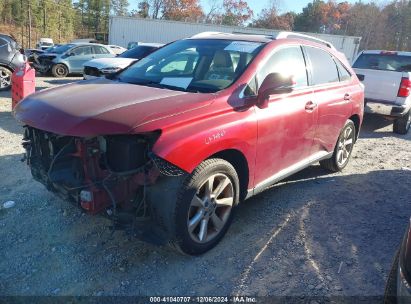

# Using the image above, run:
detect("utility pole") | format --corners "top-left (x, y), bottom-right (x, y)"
top-left (43, 0), bottom-right (47, 35)
top-left (28, 1), bottom-right (32, 48)
top-left (20, 0), bottom-right (24, 48)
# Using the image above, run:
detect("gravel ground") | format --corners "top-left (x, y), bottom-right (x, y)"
top-left (0, 76), bottom-right (410, 297)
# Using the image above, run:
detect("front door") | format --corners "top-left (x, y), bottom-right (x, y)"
top-left (253, 45), bottom-right (317, 187)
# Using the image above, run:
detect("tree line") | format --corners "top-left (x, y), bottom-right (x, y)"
top-left (0, 0), bottom-right (410, 51)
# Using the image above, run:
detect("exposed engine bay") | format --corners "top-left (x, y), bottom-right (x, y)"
top-left (21, 127), bottom-right (186, 225)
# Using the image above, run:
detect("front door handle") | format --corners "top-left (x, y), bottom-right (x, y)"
top-left (305, 101), bottom-right (317, 111)
top-left (344, 93), bottom-right (351, 101)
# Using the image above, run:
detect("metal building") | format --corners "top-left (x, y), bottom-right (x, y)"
top-left (109, 16), bottom-right (362, 62)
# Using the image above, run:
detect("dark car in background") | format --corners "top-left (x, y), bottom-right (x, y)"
top-left (83, 43), bottom-right (163, 79)
top-left (0, 33), bottom-right (26, 90)
top-left (385, 218), bottom-right (411, 303)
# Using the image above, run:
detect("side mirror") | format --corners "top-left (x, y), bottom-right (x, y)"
top-left (257, 73), bottom-right (295, 109)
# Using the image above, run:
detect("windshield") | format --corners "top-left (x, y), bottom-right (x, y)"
top-left (118, 39), bottom-right (264, 93)
top-left (49, 44), bottom-right (75, 54)
top-left (353, 53), bottom-right (411, 72)
top-left (120, 46), bottom-right (157, 59)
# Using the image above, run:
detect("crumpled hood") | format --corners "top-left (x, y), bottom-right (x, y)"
top-left (85, 57), bottom-right (136, 69)
top-left (14, 78), bottom-right (213, 136)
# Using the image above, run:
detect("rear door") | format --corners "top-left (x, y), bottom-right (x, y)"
top-left (253, 45), bottom-right (317, 186)
top-left (304, 46), bottom-right (354, 153)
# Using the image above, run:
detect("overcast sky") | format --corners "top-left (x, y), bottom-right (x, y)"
top-left (129, 0), bottom-right (375, 17)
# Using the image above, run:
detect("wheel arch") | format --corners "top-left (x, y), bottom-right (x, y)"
top-left (0, 64), bottom-right (13, 72)
top-left (349, 114), bottom-right (361, 141)
top-left (208, 149), bottom-right (249, 202)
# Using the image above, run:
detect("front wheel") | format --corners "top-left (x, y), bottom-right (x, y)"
top-left (0, 66), bottom-right (12, 91)
top-left (51, 64), bottom-right (68, 78)
top-left (320, 119), bottom-right (356, 172)
top-left (393, 110), bottom-right (411, 135)
top-left (171, 158), bottom-right (240, 255)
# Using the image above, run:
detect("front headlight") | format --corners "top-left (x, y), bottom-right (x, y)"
top-left (100, 67), bottom-right (122, 74)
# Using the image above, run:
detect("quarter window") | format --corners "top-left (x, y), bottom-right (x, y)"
top-left (94, 46), bottom-right (110, 54)
top-left (305, 47), bottom-right (339, 85)
top-left (258, 46), bottom-right (308, 88)
top-left (335, 59), bottom-right (351, 82)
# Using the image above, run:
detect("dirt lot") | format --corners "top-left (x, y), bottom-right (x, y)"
top-left (0, 76), bottom-right (410, 297)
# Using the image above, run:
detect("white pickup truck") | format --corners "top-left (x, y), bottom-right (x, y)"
top-left (353, 50), bottom-right (411, 134)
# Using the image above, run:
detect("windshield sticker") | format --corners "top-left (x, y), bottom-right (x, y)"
top-left (224, 41), bottom-right (261, 53)
top-left (160, 77), bottom-right (193, 90)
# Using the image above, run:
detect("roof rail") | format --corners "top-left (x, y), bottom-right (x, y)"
top-left (275, 32), bottom-right (335, 49)
top-left (191, 32), bottom-right (227, 38)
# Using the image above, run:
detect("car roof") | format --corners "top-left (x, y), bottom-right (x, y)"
top-left (0, 33), bottom-right (16, 42)
top-left (70, 42), bottom-right (108, 47)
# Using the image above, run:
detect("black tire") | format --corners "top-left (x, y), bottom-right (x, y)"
top-left (384, 249), bottom-right (399, 304)
top-left (51, 64), bottom-right (69, 78)
top-left (170, 158), bottom-right (240, 255)
top-left (320, 119), bottom-right (356, 172)
top-left (393, 110), bottom-right (411, 135)
top-left (0, 66), bottom-right (12, 91)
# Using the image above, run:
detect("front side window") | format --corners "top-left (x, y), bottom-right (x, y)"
top-left (305, 46), bottom-right (339, 85)
top-left (50, 44), bottom-right (75, 54)
top-left (257, 46), bottom-right (308, 88)
top-left (118, 39), bottom-right (264, 93)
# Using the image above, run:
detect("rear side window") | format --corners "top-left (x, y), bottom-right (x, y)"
top-left (72, 46), bottom-right (93, 56)
top-left (335, 60), bottom-right (351, 81)
top-left (94, 46), bottom-right (110, 54)
top-left (258, 46), bottom-right (308, 88)
top-left (353, 53), bottom-right (411, 72)
top-left (305, 46), bottom-right (339, 85)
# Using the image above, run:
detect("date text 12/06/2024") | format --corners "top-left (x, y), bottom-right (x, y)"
top-left (149, 296), bottom-right (257, 303)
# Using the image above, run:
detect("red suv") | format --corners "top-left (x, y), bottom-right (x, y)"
top-left (14, 32), bottom-right (364, 255)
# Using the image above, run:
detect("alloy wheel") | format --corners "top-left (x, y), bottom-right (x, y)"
top-left (0, 68), bottom-right (11, 89)
top-left (187, 173), bottom-right (234, 243)
top-left (336, 125), bottom-right (354, 167)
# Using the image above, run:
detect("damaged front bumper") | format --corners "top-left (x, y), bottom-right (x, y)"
top-left (22, 127), bottom-right (186, 217)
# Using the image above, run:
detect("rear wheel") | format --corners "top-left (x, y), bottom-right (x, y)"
top-left (51, 64), bottom-right (68, 78)
top-left (320, 119), bottom-right (356, 172)
top-left (171, 158), bottom-right (240, 255)
top-left (0, 66), bottom-right (12, 91)
top-left (393, 110), bottom-right (411, 135)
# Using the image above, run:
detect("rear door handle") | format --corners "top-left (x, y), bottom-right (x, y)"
top-left (344, 93), bottom-right (351, 101)
top-left (305, 101), bottom-right (317, 111)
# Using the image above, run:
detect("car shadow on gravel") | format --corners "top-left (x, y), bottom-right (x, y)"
top-left (0, 111), bottom-right (22, 135)
top-left (230, 167), bottom-right (410, 296)
top-left (360, 114), bottom-right (410, 140)
top-left (1, 158), bottom-right (410, 296)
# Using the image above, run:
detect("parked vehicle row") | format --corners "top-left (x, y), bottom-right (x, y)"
top-left (14, 32), bottom-right (364, 255)
top-left (0, 34), bottom-right (25, 91)
top-left (33, 43), bottom-right (116, 77)
top-left (83, 42), bottom-right (163, 79)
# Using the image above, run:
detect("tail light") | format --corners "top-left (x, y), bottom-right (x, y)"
top-left (398, 78), bottom-right (411, 97)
